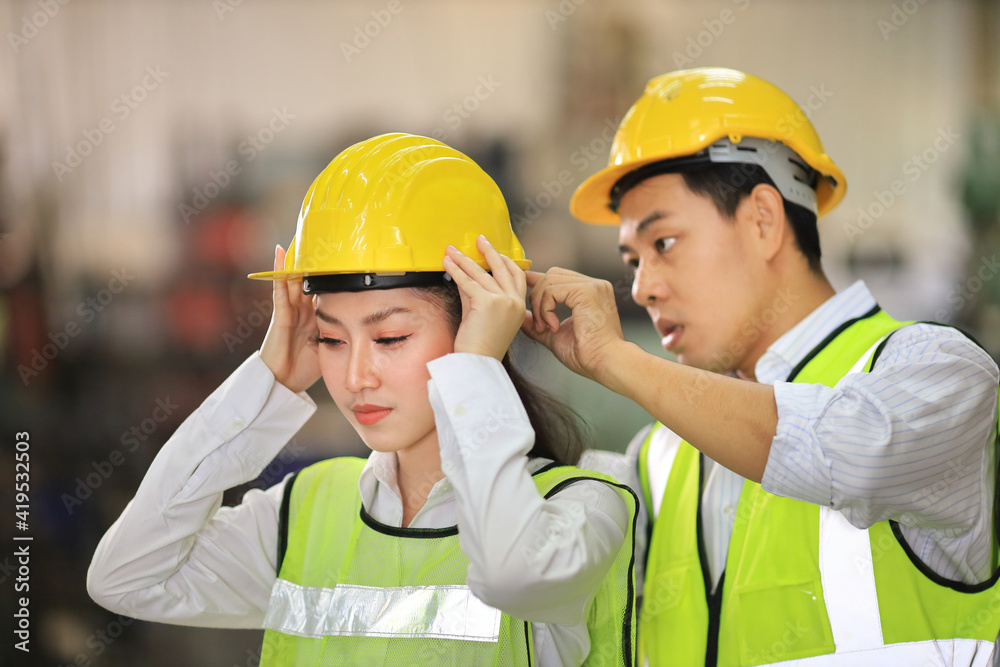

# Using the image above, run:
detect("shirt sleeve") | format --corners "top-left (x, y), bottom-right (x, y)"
top-left (427, 353), bottom-right (630, 631)
top-left (761, 324), bottom-right (999, 580)
top-left (87, 352), bottom-right (317, 628)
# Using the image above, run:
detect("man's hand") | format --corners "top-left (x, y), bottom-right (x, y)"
top-left (524, 267), bottom-right (777, 482)
top-left (522, 267), bottom-right (628, 383)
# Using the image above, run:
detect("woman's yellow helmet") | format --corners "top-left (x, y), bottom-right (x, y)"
top-left (249, 133), bottom-right (529, 291)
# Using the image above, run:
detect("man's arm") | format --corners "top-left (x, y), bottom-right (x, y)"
top-left (523, 268), bottom-right (778, 482)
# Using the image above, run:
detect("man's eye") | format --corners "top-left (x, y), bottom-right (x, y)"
top-left (375, 335), bottom-right (411, 346)
top-left (623, 257), bottom-right (639, 269)
top-left (655, 238), bottom-right (675, 252)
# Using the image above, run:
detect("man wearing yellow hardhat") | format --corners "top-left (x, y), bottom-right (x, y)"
top-left (524, 68), bottom-right (1000, 665)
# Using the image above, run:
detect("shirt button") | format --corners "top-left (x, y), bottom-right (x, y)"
top-left (232, 417), bottom-right (245, 430)
top-left (453, 406), bottom-right (466, 418)
top-left (723, 505), bottom-right (736, 517)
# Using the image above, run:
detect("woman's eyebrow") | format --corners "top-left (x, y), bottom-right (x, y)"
top-left (314, 306), bottom-right (411, 326)
top-left (314, 308), bottom-right (340, 325)
top-left (361, 306), bottom-right (410, 326)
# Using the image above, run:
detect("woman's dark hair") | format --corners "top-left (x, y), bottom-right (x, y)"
top-left (415, 284), bottom-right (586, 466)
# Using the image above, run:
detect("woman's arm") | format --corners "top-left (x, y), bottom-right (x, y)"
top-left (428, 353), bottom-right (629, 625)
top-left (87, 353), bottom-right (316, 627)
top-left (438, 237), bottom-right (630, 626)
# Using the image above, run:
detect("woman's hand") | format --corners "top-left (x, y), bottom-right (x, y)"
top-left (443, 235), bottom-right (528, 360)
top-left (258, 244), bottom-right (322, 393)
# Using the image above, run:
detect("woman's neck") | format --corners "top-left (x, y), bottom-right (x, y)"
top-left (395, 433), bottom-right (445, 528)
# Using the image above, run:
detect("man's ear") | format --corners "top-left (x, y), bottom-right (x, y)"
top-left (741, 183), bottom-right (786, 262)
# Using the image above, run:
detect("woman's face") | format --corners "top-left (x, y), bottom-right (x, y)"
top-left (314, 288), bottom-right (455, 456)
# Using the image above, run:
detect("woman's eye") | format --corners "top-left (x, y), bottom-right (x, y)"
top-left (375, 335), bottom-right (411, 346)
top-left (655, 238), bottom-right (675, 253)
top-left (313, 335), bottom-right (343, 347)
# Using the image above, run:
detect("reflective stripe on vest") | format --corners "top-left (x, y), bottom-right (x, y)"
top-left (261, 457), bottom-right (638, 666)
top-left (264, 580), bottom-right (502, 642)
top-left (638, 307), bottom-right (1000, 666)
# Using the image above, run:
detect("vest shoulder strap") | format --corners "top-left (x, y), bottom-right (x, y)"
top-left (276, 457), bottom-right (367, 573)
top-left (637, 423), bottom-right (661, 514)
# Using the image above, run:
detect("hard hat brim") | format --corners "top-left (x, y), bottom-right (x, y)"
top-left (248, 258), bottom-right (531, 282)
top-left (570, 162), bottom-right (649, 225)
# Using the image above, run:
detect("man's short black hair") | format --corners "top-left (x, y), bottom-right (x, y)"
top-left (678, 163), bottom-right (824, 274)
top-left (617, 161), bottom-right (824, 274)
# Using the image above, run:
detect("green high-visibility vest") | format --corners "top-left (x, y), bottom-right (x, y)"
top-left (638, 306), bottom-right (1000, 666)
top-left (261, 457), bottom-right (638, 666)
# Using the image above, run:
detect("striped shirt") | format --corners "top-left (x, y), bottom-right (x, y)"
top-left (622, 280), bottom-right (999, 589)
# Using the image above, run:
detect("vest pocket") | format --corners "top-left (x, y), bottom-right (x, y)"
top-left (732, 578), bottom-right (834, 665)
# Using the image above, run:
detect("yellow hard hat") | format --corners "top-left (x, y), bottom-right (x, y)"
top-left (570, 67), bottom-right (847, 224)
top-left (248, 133), bottom-right (529, 291)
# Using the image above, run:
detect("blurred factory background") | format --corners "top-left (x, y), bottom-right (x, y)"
top-left (1, 0), bottom-right (999, 664)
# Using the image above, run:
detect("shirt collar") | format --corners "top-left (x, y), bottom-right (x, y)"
top-left (357, 451), bottom-right (555, 527)
top-left (754, 280), bottom-right (876, 385)
top-left (357, 450), bottom-right (455, 527)
top-left (358, 450), bottom-right (400, 506)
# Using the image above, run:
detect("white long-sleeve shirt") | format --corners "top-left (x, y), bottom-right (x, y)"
top-left (87, 352), bottom-right (630, 666)
top-left (617, 280), bottom-right (999, 591)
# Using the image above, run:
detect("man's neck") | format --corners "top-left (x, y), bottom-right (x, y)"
top-left (738, 271), bottom-right (836, 381)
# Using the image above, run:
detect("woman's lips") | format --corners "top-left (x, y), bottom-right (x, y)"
top-left (352, 405), bottom-right (392, 426)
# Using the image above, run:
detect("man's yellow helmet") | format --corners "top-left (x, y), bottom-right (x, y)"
top-left (570, 68), bottom-right (847, 224)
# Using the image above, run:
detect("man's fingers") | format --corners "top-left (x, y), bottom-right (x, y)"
top-left (533, 286), bottom-right (562, 332)
top-left (530, 274), bottom-right (614, 333)
top-left (521, 310), bottom-right (553, 346)
top-left (527, 272), bottom-right (568, 332)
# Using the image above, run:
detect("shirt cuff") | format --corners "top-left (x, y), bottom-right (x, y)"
top-left (760, 381), bottom-right (835, 506)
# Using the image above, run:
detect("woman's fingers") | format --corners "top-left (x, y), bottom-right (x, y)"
top-left (272, 245), bottom-right (290, 312)
top-left (442, 252), bottom-right (482, 294)
top-left (445, 236), bottom-right (525, 301)
top-left (475, 235), bottom-right (518, 295)
top-left (443, 246), bottom-right (494, 301)
top-left (501, 253), bottom-right (527, 300)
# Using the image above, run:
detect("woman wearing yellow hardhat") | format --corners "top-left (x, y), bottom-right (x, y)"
top-left (524, 68), bottom-right (1000, 666)
top-left (87, 133), bottom-right (637, 666)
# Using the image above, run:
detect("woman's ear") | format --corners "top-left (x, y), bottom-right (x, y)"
top-left (741, 183), bottom-right (786, 263)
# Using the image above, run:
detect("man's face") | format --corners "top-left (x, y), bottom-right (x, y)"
top-left (617, 173), bottom-right (769, 375)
